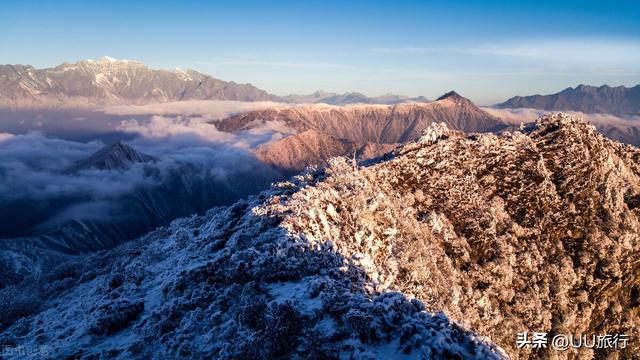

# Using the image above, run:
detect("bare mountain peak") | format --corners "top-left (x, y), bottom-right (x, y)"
top-left (436, 90), bottom-right (464, 101)
top-left (70, 141), bottom-right (156, 171)
top-left (216, 96), bottom-right (506, 148)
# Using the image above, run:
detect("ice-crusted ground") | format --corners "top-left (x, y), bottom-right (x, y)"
top-left (1, 113), bottom-right (639, 359)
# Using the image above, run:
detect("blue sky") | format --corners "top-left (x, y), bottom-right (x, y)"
top-left (1, 0), bottom-right (639, 104)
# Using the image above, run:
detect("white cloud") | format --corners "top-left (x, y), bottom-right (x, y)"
top-left (117, 115), bottom-right (236, 143)
top-left (484, 107), bottom-right (640, 126)
top-left (0, 133), bottom-right (14, 142)
top-left (101, 100), bottom-right (284, 119)
top-left (194, 60), bottom-right (355, 70)
top-left (369, 39), bottom-right (640, 66)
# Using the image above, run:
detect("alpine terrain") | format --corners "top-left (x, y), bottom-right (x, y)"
top-left (0, 113), bottom-right (637, 359)
top-left (0, 141), bottom-right (281, 286)
top-left (219, 91), bottom-right (508, 172)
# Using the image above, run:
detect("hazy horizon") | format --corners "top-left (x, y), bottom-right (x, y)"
top-left (2, 0), bottom-right (639, 105)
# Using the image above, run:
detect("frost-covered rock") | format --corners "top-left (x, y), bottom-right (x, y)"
top-left (1, 113), bottom-right (638, 359)
top-left (0, 189), bottom-right (504, 359)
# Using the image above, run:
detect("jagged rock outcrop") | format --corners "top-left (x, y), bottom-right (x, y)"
top-left (496, 84), bottom-right (640, 117)
top-left (0, 113), bottom-right (637, 359)
top-left (0, 173), bottom-right (507, 359)
top-left (0, 57), bottom-right (281, 107)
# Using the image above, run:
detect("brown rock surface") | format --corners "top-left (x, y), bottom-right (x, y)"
top-left (278, 113), bottom-right (640, 358)
top-left (216, 92), bottom-right (507, 144)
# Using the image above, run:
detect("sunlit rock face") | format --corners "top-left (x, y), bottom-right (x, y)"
top-left (279, 113), bottom-right (639, 358)
top-left (216, 92), bottom-right (507, 144)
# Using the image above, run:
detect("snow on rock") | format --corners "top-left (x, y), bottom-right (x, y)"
top-left (0, 192), bottom-right (504, 359)
top-left (1, 113), bottom-right (639, 359)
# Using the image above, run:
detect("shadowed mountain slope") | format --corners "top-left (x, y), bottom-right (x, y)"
top-left (496, 84), bottom-right (640, 117)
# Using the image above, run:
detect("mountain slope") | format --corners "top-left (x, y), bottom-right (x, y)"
top-left (0, 174), bottom-right (507, 359)
top-left (68, 141), bottom-right (156, 171)
top-left (1, 113), bottom-right (638, 358)
top-left (217, 91), bottom-right (507, 145)
top-left (255, 129), bottom-right (396, 173)
top-left (496, 84), bottom-right (640, 117)
top-left (0, 57), bottom-right (281, 107)
top-left (0, 142), bottom-right (282, 285)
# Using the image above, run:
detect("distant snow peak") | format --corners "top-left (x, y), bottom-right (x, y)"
top-left (0, 58), bottom-right (282, 105)
top-left (95, 56), bottom-right (132, 63)
top-left (174, 67), bottom-right (194, 81)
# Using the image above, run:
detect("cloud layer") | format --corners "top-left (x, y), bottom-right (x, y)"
top-left (100, 100), bottom-right (284, 118)
top-left (0, 101), bottom-right (295, 239)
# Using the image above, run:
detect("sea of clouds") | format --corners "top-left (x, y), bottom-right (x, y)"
top-left (0, 101), bottom-right (291, 237)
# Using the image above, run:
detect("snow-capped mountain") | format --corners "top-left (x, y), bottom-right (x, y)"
top-left (496, 84), bottom-right (640, 117)
top-left (1, 113), bottom-right (637, 358)
top-left (0, 57), bottom-right (281, 107)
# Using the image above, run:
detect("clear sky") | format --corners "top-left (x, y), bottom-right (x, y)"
top-left (1, 0), bottom-right (639, 104)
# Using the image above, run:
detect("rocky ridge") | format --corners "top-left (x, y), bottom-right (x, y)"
top-left (216, 93), bottom-right (506, 144)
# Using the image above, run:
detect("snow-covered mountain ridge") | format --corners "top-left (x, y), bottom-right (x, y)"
top-left (0, 57), bottom-right (281, 107)
top-left (0, 113), bottom-right (638, 358)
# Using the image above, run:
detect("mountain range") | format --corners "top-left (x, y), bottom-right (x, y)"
top-left (2, 57), bottom-right (638, 117)
top-left (496, 84), bottom-right (640, 117)
top-left (1, 57), bottom-right (640, 358)
top-left (0, 57), bottom-right (430, 108)
top-left (281, 90), bottom-right (429, 105)
top-left (0, 90), bottom-right (508, 283)
top-left (0, 57), bottom-right (281, 107)
top-left (217, 91), bottom-right (507, 172)
top-left (1, 114), bottom-right (637, 358)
